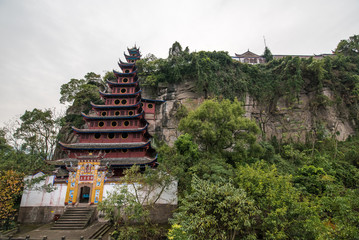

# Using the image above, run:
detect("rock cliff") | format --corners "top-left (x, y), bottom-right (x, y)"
top-left (143, 82), bottom-right (356, 145)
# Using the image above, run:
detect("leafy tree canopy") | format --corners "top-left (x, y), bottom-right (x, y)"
top-left (14, 108), bottom-right (59, 160)
top-left (179, 98), bottom-right (259, 153)
top-left (335, 34), bottom-right (359, 57)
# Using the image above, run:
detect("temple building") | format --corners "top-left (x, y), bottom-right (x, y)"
top-left (19, 47), bottom-right (176, 224)
top-left (232, 50), bottom-right (266, 64)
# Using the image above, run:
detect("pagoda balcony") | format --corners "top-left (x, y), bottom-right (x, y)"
top-left (78, 133), bottom-right (148, 144)
top-left (66, 150), bottom-right (149, 159)
top-left (86, 119), bottom-right (145, 129)
top-left (90, 101), bottom-right (141, 109)
top-left (82, 112), bottom-right (144, 121)
top-left (99, 89), bottom-right (141, 98)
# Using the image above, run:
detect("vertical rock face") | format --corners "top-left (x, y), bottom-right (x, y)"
top-left (142, 81), bottom-right (205, 145)
top-left (142, 82), bottom-right (356, 145)
top-left (245, 87), bottom-right (355, 142)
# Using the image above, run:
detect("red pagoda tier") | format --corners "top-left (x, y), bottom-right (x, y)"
top-left (50, 46), bottom-right (165, 205)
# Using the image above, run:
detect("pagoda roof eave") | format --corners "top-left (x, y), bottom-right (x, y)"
top-left (118, 60), bottom-right (135, 67)
top-left (72, 124), bottom-right (148, 133)
top-left (113, 69), bottom-right (137, 77)
top-left (90, 100), bottom-right (141, 109)
top-left (99, 90), bottom-right (142, 97)
top-left (58, 140), bottom-right (151, 150)
top-left (81, 111), bottom-right (144, 120)
top-left (128, 46), bottom-right (140, 52)
top-left (106, 80), bottom-right (139, 86)
top-left (124, 53), bottom-right (142, 60)
top-left (47, 155), bottom-right (157, 167)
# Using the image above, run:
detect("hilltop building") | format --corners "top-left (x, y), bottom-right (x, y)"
top-left (232, 50), bottom-right (334, 64)
top-left (19, 47), bottom-right (177, 224)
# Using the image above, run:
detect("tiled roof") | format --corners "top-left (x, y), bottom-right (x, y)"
top-left (58, 141), bottom-right (150, 150)
top-left (106, 80), bottom-right (139, 86)
top-left (48, 156), bottom-right (156, 166)
top-left (72, 124), bottom-right (148, 133)
top-left (235, 50), bottom-right (262, 58)
top-left (99, 90), bottom-right (141, 97)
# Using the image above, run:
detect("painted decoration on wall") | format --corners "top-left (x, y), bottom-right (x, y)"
top-left (94, 190), bottom-right (100, 203)
top-left (68, 190), bottom-right (74, 204)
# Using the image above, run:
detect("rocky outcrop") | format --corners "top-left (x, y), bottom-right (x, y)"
top-left (143, 82), bottom-right (356, 145)
top-left (142, 81), bottom-right (205, 145)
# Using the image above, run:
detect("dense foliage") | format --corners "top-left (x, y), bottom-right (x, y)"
top-left (163, 99), bottom-right (359, 239)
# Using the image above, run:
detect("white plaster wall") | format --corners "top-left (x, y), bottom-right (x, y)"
top-left (103, 180), bottom-right (177, 205)
top-left (20, 173), bottom-right (67, 207)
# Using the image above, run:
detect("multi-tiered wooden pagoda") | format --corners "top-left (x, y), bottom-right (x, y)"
top-left (54, 46), bottom-right (163, 205)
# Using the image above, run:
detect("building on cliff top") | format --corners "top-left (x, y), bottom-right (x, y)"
top-left (232, 50), bottom-right (334, 64)
top-left (19, 47), bottom-right (177, 224)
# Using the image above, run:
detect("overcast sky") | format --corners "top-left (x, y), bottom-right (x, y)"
top-left (0, 0), bottom-right (358, 127)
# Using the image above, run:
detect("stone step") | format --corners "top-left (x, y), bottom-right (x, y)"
top-left (51, 226), bottom-right (87, 230)
top-left (51, 207), bottom-right (95, 230)
top-left (56, 218), bottom-right (89, 221)
top-left (89, 223), bottom-right (111, 239)
top-left (55, 220), bottom-right (87, 223)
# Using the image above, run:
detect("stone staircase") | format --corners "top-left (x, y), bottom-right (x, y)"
top-left (51, 207), bottom-right (96, 230)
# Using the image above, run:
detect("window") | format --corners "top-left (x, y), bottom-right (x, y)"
top-left (121, 88), bottom-right (127, 94)
top-left (125, 70), bottom-right (130, 73)
top-left (108, 133), bottom-right (115, 139)
top-left (98, 121), bottom-right (105, 127)
top-left (128, 111), bottom-right (134, 116)
top-left (111, 121), bottom-right (117, 127)
top-left (114, 99), bottom-right (120, 105)
top-left (122, 133), bottom-right (129, 139)
top-left (101, 112), bottom-right (107, 116)
top-left (115, 111), bottom-right (120, 116)
top-left (124, 121), bottom-right (130, 126)
top-left (122, 149), bottom-right (128, 153)
top-left (123, 78), bottom-right (128, 83)
top-left (121, 99), bottom-right (127, 105)
top-left (94, 133), bottom-right (101, 139)
top-left (148, 103), bottom-right (153, 109)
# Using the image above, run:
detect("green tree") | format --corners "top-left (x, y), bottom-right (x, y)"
top-left (263, 46), bottom-right (273, 62)
top-left (98, 165), bottom-right (173, 239)
top-left (59, 72), bottom-right (103, 105)
top-left (335, 34), bottom-right (359, 57)
top-left (170, 176), bottom-right (259, 240)
top-left (235, 161), bottom-right (328, 239)
top-left (179, 98), bottom-right (259, 153)
top-left (14, 108), bottom-right (59, 160)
